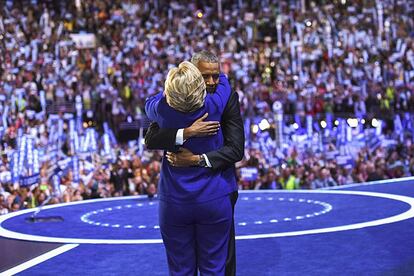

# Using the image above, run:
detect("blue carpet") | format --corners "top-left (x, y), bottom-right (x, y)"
top-left (234, 193), bottom-right (409, 235)
top-left (1, 180), bottom-right (414, 275)
top-left (2, 198), bottom-right (162, 240)
top-left (18, 244), bottom-right (169, 276)
top-left (3, 192), bottom-right (410, 240)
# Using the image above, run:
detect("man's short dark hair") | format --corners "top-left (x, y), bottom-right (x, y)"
top-left (191, 50), bottom-right (219, 67)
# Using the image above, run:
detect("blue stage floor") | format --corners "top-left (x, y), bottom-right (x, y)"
top-left (1, 178), bottom-right (414, 275)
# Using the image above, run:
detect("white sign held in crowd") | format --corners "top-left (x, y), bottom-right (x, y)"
top-left (70, 33), bottom-right (97, 49)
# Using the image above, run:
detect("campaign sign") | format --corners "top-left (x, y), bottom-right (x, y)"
top-left (241, 167), bottom-right (259, 181)
top-left (70, 33), bottom-right (97, 49)
top-left (20, 173), bottom-right (40, 187)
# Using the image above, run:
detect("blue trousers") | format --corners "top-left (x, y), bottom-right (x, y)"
top-left (159, 195), bottom-right (232, 276)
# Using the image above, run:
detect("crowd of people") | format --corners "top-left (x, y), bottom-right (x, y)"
top-left (1, 0), bottom-right (414, 214)
top-left (239, 136), bottom-right (414, 190)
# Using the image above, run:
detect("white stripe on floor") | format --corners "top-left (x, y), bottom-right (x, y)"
top-left (0, 244), bottom-right (78, 276)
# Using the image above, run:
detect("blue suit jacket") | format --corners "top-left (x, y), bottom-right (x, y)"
top-left (145, 74), bottom-right (237, 203)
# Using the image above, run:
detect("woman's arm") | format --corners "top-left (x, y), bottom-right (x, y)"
top-left (144, 92), bottom-right (164, 122)
top-left (207, 73), bottom-right (231, 114)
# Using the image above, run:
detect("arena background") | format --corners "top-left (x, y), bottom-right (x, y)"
top-left (1, 0), bottom-right (414, 275)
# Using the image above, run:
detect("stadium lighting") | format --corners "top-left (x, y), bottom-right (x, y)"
top-left (361, 119), bottom-right (366, 124)
top-left (197, 12), bottom-right (203, 18)
top-left (320, 120), bottom-right (327, 129)
top-left (372, 118), bottom-right (380, 128)
top-left (259, 119), bottom-right (271, 131)
top-left (347, 118), bottom-right (358, 128)
top-left (293, 123), bottom-right (299, 130)
top-left (305, 20), bottom-right (312, 27)
top-left (252, 125), bottom-right (259, 134)
top-left (334, 120), bottom-right (339, 126)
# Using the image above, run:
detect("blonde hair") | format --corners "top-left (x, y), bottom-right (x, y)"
top-left (164, 61), bottom-right (206, 113)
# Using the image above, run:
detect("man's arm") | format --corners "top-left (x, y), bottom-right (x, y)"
top-left (145, 122), bottom-right (179, 152)
top-left (145, 114), bottom-right (220, 151)
top-left (205, 91), bottom-right (245, 170)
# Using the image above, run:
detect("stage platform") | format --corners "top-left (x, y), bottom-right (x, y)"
top-left (1, 178), bottom-right (414, 275)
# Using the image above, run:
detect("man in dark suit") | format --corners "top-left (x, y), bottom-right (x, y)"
top-left (145, 50), bottom-right (244, 276)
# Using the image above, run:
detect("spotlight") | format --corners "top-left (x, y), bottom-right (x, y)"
top-left (252, 125), bottom-right (259, 134)
top-left (293, 123), bottom-right (299, 130)
top-left (197, 12), bottom-right (203, 18)
top-left (347, 118), bottom-right (358, 128)
top-left (372, 118), bottom-right (379, 128)
top-left (320, 120), bottom-right (327, 129)
top-left (334, 120), bottom-right (339, 126)
top-left (259, 119), bottom-right (270, 131)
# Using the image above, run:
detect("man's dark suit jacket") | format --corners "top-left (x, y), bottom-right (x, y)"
top-left (145, 91), bottom-right (244, 170)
